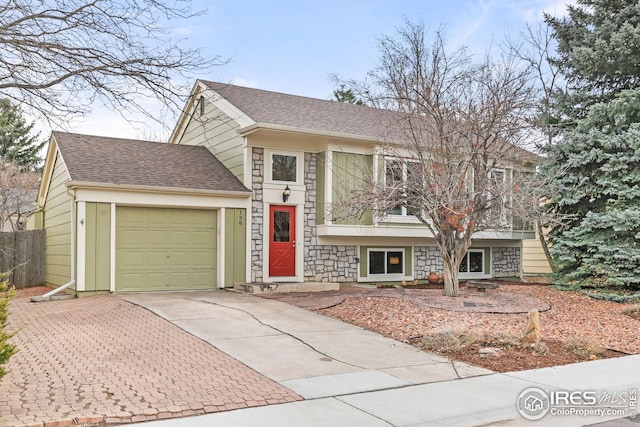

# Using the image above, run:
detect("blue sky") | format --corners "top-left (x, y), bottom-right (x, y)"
top-left (65, 0), bottom-right (573, 139)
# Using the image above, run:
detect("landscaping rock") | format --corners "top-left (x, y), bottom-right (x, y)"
top-left (478, 347), bottom-right (504, 359)
top-left (521, 308), bottom-right (541, 344)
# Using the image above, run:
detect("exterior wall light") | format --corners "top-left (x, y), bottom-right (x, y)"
top-left (282, 185), bottom-right (291, 203)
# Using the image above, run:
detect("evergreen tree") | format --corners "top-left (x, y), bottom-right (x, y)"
top-left (546, 0), bottom-right (640, 120)
top-left (543, 89), bottom-right (640, 289)
top-left (332, 84), bottom-right (365, 105)
top-left (542, 1), bottom-right (640, 289)
top-left (0, 99), bottom-right (45, 170)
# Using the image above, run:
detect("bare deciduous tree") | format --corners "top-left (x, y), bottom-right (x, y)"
top-left (505, 23), bottom-right (568, 274)
top-left (0, 0), bottom-right (222, 126)
top-left (335, 21), bottom-right (544, 296)
top-left (0, 161), bottom-right (39, 231)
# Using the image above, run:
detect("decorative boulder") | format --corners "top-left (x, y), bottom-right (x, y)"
top-left (479, 347), bottom-right (504, 359)
top-left (521, 309), bottom-right (541, 344)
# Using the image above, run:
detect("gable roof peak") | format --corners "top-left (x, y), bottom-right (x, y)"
top-left (51, 131), bottom-right (249, 192)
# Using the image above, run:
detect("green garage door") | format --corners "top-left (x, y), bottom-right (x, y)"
top-left (116, 207), bottom-right (217, 291)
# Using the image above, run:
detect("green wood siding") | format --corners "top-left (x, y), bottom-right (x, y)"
top-left (332, 152), bottom-right (373, 225)
top-left (84, 202), bottom-right (111, 292)
top-left (115, 207), bottom-right (217, 291)
top-left (177, 101), bottom-right (245, 181)
top-left (43, 151), bottom-right (72, 287)
top-left (224, 208), bottom-right (247, 287)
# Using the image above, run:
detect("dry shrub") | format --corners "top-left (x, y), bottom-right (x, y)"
top-left (532, 341), bottom-right (550, 356)
top-left (563, 336), bottom-right (603, 359)
top-left (421, 328), bottom-right (482, 353)
top-left (480, 332), bottom-right (520, 349)
top-left (622, 305), bottom-right (640, 321)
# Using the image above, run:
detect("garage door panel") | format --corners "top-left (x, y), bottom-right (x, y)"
top-left (190, 230), bottom-right (216, 245)
top-left (116, 207), bottom-right (217, 291)
top-left (168, 271), bottom-right (190, 285)
top-left (168, 209), bottom-right (192, 224)
top-left (187, 270), bottom-right (216, 286)
top-left (191, 250), bottom-right (217, 267)
top-left (142, 272), bottom-right (169, 289)
top-left (189, 210), bottom-right (216, 226)
top-left (147, 251), bottom-right (169, 267)
top-left (167, 230), bottom-right (191, 245)
top-left (147, 209), bottom-right (168, 224)
top-left (118, 229), bottom-right (145, 245)
top-left (167, 251), bottom-right (190, 267)
top-left (146, 230), bottom-right (168, 245)
top-left (119, 250), bottom-right (144, 266)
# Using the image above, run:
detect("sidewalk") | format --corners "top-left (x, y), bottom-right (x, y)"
top-left (122, 290), bottom-right (640, 426)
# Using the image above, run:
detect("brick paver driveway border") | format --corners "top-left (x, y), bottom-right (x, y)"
top-left (0, 294), bottom-right (300, 426)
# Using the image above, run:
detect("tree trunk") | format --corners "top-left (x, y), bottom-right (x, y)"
top-left (536, 221), bottom-right (557, 273)
top-left (442, 257), bottom-right (460, 297)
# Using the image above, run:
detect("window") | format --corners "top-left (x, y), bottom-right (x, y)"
top-left (368, 249), bottom-right (404, 275)
top-left (459, 250), bottom-right (484, 273)
top-left (272, 154), bottom-right (297, 182)
top-left (487, 168), bottom-right (507, 225)
top-left (272, 211), bottom-right (291, 242)
top-left (384, 158), bottom-right (422, 216)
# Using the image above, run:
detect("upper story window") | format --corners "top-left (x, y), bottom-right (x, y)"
top-left (384, 158), bottom-right (422, 217)
top-left (271, 153), bottom-right (297, 182)
top-left (487, 168), bottom-right (507, 225)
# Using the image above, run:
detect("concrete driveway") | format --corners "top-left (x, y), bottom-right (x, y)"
top-left (120, 290), bottom-right (491, 399)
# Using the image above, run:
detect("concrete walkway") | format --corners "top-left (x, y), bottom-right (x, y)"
top-left (122, 290), bottom-right (640, 426)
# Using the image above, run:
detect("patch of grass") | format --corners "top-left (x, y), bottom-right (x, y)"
top-left (562, 336), bottom-right (603, 360)
top-left (421, 328), bottom-right (482, 353)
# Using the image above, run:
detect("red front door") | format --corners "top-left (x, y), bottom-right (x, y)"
top-left (269, 205), bottom-right (296, 277)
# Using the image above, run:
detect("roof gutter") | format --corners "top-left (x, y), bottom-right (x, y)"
top-left (65, 181), bottom-right (252, 198)
top-left (237, 123), bottom-right (405, 145)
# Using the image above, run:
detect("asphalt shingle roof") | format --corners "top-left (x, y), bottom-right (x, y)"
top-left (53, 131), bottom-right (250, 192)
top-left (202, 80), bottom-right (540, 163)
top-left (202, 80), bottom-right (402, 141)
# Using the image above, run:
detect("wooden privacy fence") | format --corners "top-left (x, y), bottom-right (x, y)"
top-left (0, 230), bottom-right (45, 289)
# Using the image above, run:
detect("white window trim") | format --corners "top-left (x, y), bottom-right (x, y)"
top-left (367, 247), bottom-right (406, 278)
top-left (383, 157), bottom-right (423, 218)
top-left (265, 149), bottom-right (303, 185)
top-left (459, 249), bottom-right (485, 275)
top-left (488, 168), bottom-right (509, 227)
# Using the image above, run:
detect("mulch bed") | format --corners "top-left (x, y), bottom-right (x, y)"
top-left (430, 340), bottom-right (625, 373)
top-left (263, 282), bottom-right (640, 372)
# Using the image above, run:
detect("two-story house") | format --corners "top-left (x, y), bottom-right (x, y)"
top-left (31, 80), bottom-right (533, 295)
top-left (170, 80), bottom-right (532, 287)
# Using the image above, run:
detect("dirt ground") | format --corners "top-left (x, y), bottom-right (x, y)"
top-left (263, 282), bottom-right (640, 373)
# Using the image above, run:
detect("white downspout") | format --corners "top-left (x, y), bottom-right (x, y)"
top-left (32, 186), bottom-right (78, 302)
top-left (41, 281), bottom-right (75, 298)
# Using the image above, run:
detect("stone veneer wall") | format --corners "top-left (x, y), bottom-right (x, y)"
top-left (303, 153), bottom-right (358, 282)
top-left (492, 247), bottom-right (521, 277)
top-left (250, 149), bottom-right (520, 282)
top-left (250, 147), bottom-right (264, 283)
top-left (413, 246), bottom-right (444, 279)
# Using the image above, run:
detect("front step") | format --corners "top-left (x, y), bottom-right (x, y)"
top-left (235, 282), bottom-right (339, 294)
